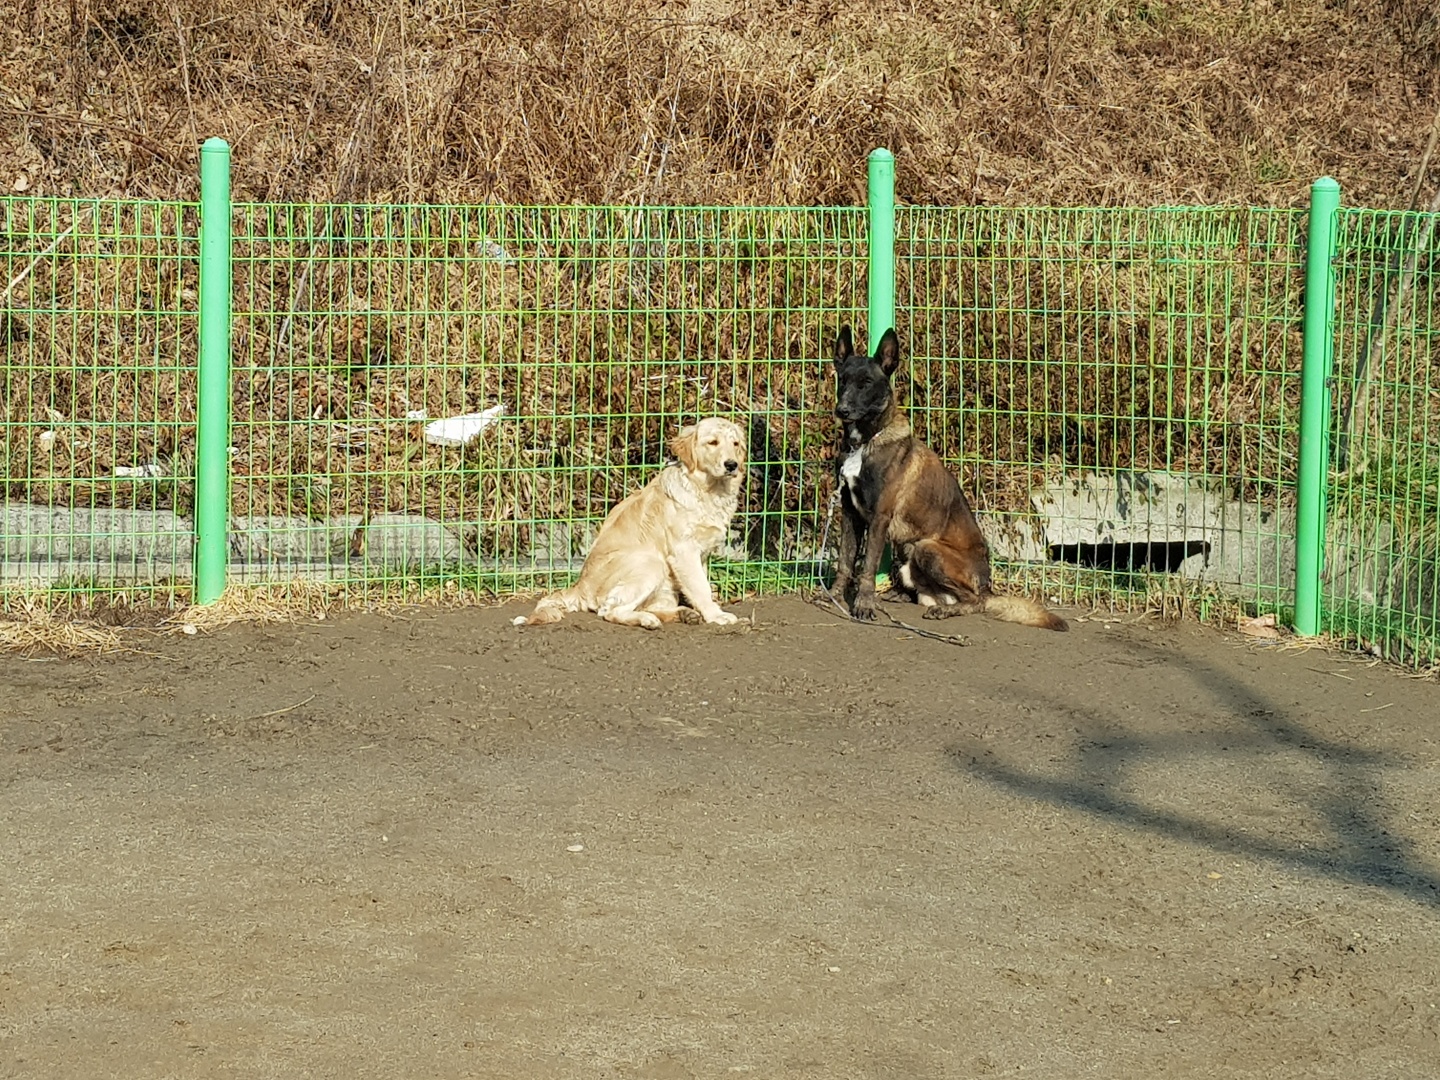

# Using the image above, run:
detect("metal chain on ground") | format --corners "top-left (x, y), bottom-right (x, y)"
top-left (809, 488), bottom-right (971, 647)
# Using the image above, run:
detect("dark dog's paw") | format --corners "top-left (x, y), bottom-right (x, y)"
top-left (851, 597), bottom-right (878, 622)
top-left (677, 608), bottom-right (706, 626)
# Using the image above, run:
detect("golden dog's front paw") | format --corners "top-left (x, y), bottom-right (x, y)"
top-left (706, 610), bottom-right (739, 626)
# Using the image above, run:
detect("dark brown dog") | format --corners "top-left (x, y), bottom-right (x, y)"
top-left (829, 326), bottom-right (1067, 631)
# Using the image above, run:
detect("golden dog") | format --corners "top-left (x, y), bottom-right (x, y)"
top-left (514, 417), bottom-right (747, 630)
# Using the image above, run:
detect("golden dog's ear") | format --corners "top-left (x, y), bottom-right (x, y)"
top-left (669, 424), bottom-right (699, 471)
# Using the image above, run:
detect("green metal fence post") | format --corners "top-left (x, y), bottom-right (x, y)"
top-left (866, 148), bottom-right (897, 578)
top-left (1295, 176), bottom-right (1340, 636)
top-left (195, 137), bottom-right (233, 604)
top-left (866, 147), bottom-right (896, 350)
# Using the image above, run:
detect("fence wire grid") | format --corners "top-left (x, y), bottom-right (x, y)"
top-left (1, 192), bottom-right (1437, 668)
top-left (227, 203), bottom-right (864, 598)
top-left (1, 198), bottom-right (195, 601)
top-left (1326, 206), bottom-right (1440, 666)
top-left (897, 205), bottom-right (1309, 620)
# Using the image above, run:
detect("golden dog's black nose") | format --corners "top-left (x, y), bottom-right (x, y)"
top-left (725, 459), bottom-right (739, 472)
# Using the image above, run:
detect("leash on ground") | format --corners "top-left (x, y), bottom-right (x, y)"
top-left (809, 582), bottom-right (973, 647)
top-left (811, 488), bottom-right (972, 648)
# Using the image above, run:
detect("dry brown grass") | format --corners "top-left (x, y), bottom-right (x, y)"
top-left (0, 0), bottom-right (1435, 209)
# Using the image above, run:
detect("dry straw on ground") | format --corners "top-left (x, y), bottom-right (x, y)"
top-left (0, 597), bottom-right (125, 655)
top-left (159, 577), bottom-right (520, 634)
top-left (0, 578), bottom-right (521, 655)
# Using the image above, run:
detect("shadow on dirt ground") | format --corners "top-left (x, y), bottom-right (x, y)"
top-left (952, 635), bottom-right (1440, 908)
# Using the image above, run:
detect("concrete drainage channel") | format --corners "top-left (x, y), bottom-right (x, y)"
top-left (0, 471), bottom-right (1429, 627)
top-left (979, 470), bottom-right (1434, 636)
top-left (0, 505), bottom-right (589, 586)
top-left (982, 470), bottom-right (1296, 596)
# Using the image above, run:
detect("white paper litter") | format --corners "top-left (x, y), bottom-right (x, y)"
top-left (424, 404), bottom-right (503, 447)
top-left (114, 463), bottom-right (166, 478)
top-left (37, 430), bottom-right (56, 452)
top-left (405, 409), bottom-right (429, 422)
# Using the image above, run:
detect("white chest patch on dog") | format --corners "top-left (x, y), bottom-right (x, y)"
top-left (840, 446), bottom-right (865, 498)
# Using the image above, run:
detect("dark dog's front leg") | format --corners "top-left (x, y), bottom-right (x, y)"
top-left (831, 497), bottom-right (864, 607)
top-left (850, 509), bottom-right (893, 621)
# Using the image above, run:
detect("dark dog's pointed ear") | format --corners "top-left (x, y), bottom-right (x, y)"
top-left (833, 325), bottom-right (854, 368)
top-left (669, 424), bottom-right (699, 471)
top-left (877, 328), bottom-right (901, 375)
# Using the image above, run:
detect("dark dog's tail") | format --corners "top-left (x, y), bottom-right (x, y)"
top-left (984, 593), bottom-right (1069, 632)
top-left (512, 587), bottom-right (581, 627)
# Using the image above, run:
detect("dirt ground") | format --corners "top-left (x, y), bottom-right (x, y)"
top-left (2, 596), bottom-right (1438, 1079)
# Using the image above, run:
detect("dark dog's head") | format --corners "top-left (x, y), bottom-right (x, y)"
top-left (832, 325), bottom-right (901, 447)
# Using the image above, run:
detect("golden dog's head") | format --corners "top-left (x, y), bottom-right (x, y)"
top-left (670, 417), bottom-right (747, 485)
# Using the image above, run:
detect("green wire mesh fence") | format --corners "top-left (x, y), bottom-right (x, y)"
top-left (896, 205), bottom-right (1310, 620)
top-left (226, 203), bottom-right (865, 600)
top-left (1, 161), bottom-right (1438, 667)
top-left (1, 198), bottom-right (196, 602)
top-left (1326, 206), bottom-right (1440, 666)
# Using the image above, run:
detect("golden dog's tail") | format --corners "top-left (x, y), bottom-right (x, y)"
top-left (512, 588), bottom-right (581, 627)
top-left (984, 594), bottom-right (1069, 632)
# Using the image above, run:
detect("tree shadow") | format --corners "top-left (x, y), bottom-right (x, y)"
top-left (947, 638), bottom-right (1440, 907)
